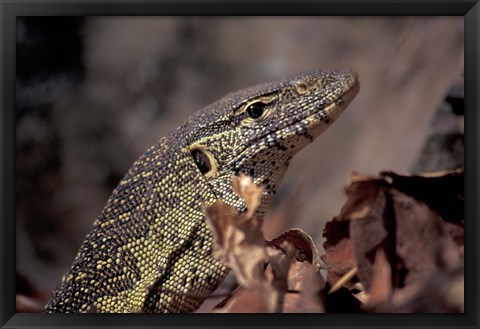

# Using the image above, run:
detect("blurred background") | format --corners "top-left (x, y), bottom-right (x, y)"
top-left (16, 17), bottom-right (464, 302)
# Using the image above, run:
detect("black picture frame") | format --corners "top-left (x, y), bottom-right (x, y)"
top-left (1, 1), bottom-right (478, 328)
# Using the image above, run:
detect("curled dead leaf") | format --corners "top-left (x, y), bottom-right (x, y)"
top-left (206, 200), bottom-right (267, 290)
top-left (232, 174), bottom-right (264, 219)
top-left (322, 168), bottom-right (464, 313)
top-left (207, 176), bottom-right (326, 313)
top-left (365, 248), bottom-right (392, 307)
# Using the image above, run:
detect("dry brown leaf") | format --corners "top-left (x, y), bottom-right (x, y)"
top-left (389, 189), bottom-right (462, 286)
top-left (207, 167), bottom-right (464, 313)
top-left (322, 168), bottom-right (464, 313)
top-left (322, 177), bottom-right (388, 291)
top-left (321, 217), bottom-right (357, 290)
top-left (205, 201), bottom-right (242, 258)
top-left (366, 248), bottom-right (392, 306)
top-left (267, 229), bottom-right (325, 312)
top-left (374, 268), bottom-right (464, 313)
top-left (269, 228), bottom-right (322, 268)
top-left (206, 200), bottom-right (266, 290)
top-left (381, 168), bottom-right (464, 225)
top-left (207, 175), bottom-right (286, 312)
top-left (283, 262), bottom-right (325, 313)
top-left (208, 176), bottom-right (326, 313)
top-left (265, 242), bottom-right (295, 312)
top-left (232, 174), bottom-right (264, 219)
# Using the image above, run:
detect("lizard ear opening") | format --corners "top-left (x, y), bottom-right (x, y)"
top-left (190, 147), bottom-right (218, 177)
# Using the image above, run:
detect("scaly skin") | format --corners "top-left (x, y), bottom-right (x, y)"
top-left (44, 69), bottom-right (359, 313)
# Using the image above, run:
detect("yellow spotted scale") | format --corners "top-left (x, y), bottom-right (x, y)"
top-left (44, 69), bottom-right (359, 313)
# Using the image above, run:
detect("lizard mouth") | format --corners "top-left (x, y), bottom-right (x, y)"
top-left (320, 80), bottom-right (359, 122)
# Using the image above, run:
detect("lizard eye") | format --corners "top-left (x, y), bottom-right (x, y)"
top-left (239, 95), bottom-right (277, 125)
top-left (246, 102), bottom-right (265, 119)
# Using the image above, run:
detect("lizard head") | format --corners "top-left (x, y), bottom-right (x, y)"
top-left (182, 69), bottom-right (359, 216)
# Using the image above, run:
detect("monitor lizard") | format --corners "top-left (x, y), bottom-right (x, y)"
top-left (44, 69), bottom-right (359, 313)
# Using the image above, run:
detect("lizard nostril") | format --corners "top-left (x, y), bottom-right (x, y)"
top-left (295, 83), bottom-right (309, 95)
